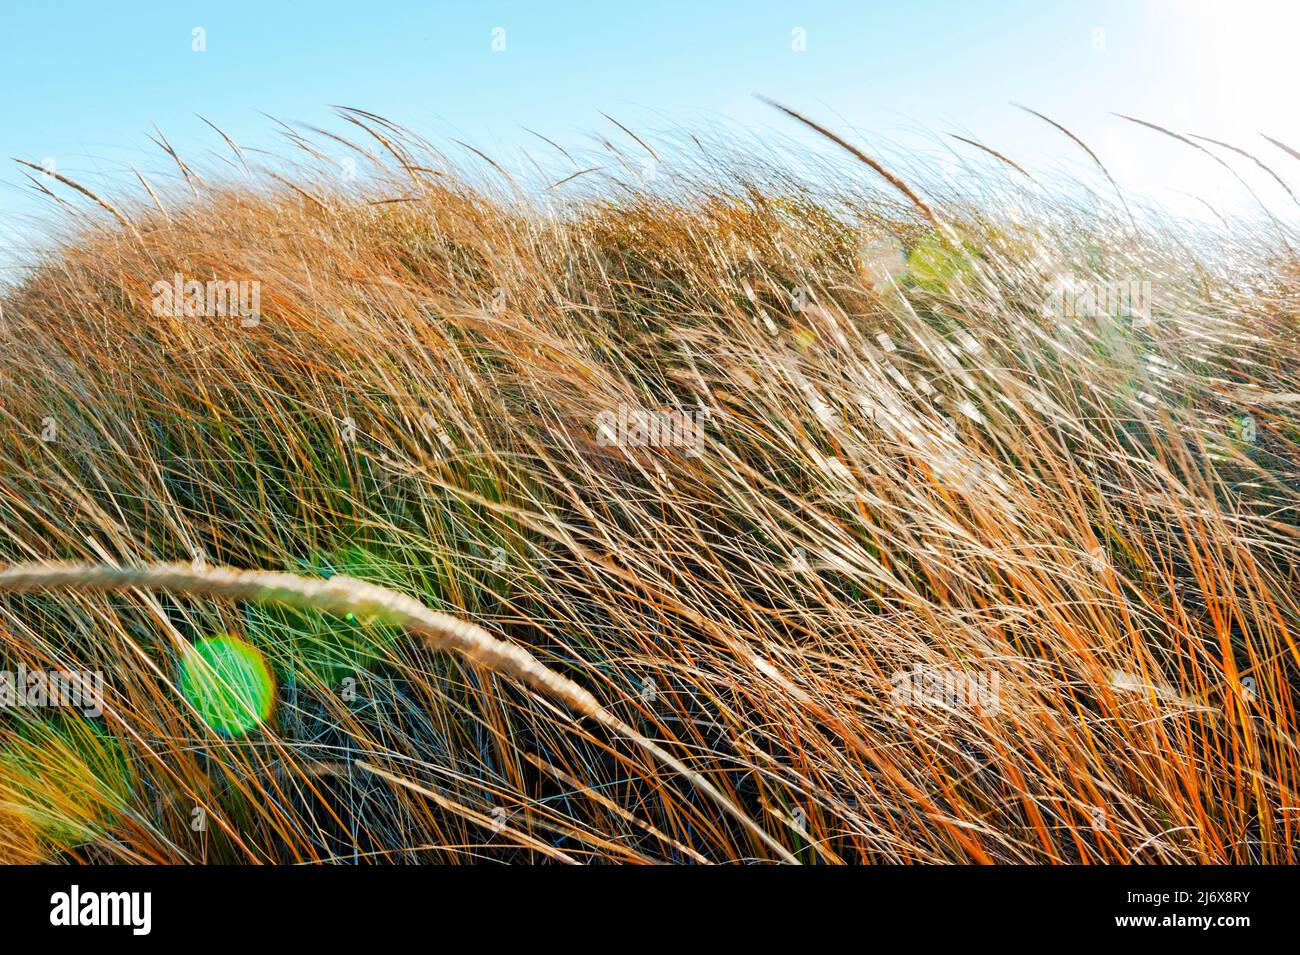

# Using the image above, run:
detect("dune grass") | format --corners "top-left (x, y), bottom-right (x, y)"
top-left (0, 107), bottom-right (1298, 863)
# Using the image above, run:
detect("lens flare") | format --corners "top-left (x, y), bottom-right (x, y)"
top-left (180, 635), bottom-right (275, 736)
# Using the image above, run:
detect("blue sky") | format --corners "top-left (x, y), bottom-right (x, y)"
top-left (3, 1), bottom-right (1298, 274)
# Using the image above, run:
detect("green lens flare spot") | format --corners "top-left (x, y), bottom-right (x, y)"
top-left (907, 235), bottom-right (977, 294)
top-left (180, 636), bottom-right (275, 736)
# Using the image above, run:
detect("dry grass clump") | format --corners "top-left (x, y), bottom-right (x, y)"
top-left (1, 108), bottom-right (1299, 862)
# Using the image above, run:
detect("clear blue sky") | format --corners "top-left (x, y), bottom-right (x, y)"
top-left (3, 0), bottom-right (1297, 274)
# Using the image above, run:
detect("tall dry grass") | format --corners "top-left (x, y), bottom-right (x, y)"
top-left (1, 107), bottom-right (1299, 862)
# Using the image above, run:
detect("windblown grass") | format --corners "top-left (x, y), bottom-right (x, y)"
top-left (1, 108), bottom-right (1299, 863)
